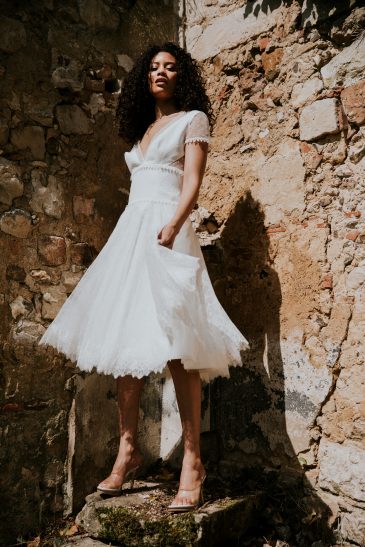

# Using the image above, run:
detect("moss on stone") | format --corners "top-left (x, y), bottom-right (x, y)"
top-left (97, 506), bottom-right (199, 546)
top-left (97, 507), bottom-right (143, 546)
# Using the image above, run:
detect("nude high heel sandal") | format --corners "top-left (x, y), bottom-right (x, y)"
top-left (167, 473), bottom-right (207, 513)
top-left (97, 465), bottom-right (140, 496)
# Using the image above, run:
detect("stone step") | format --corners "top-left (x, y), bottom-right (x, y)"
top-left (71, 479), bottom-right (263, 546)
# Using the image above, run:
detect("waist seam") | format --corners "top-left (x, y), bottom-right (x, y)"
top-left (131, 163), bottom-right (184, 176)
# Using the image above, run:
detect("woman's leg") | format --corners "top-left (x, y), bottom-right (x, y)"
top-left (167, 359), bottom-right (206, 506)
top-left (97, 374), bottom-right (145, 488)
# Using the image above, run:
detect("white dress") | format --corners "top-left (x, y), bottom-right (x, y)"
top-left (38, 110), bottom-right (250, 382)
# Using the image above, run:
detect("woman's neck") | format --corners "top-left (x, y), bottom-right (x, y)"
top-left (154, 101), bottom-right (179, 119)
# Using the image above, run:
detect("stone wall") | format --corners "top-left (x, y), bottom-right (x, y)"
top-left (183, 0), bottom-right (365, 544)
top-left (0, 1), bottom-right (178, 544)
top-left (2, 0), bottom-right (365, 544)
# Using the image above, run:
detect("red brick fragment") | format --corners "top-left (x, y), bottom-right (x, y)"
top-left (344, 211), bottom-right (361, 218)
top-left (341, 80), bottom-right (365, 125)
top-left (300, 141), bottom-right (322, 169)
top-left (261, 49), bottom-right (283, 81)
top-left (345, 230), bottom-right (360, 241)
top-left (258, 37), bottom-right (270, 52)
top-left (266, 224), bottom-right (286, 233)
top-left (1, 402), bottom-right (22, 411)
top-left (321, 274), bottom-right (333, 290)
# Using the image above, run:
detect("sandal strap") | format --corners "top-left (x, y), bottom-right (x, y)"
top-left (177, 474), bottom-right (206, 493)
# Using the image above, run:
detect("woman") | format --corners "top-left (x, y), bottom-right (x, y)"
top-left (38, 42), bottom-right (249, 512)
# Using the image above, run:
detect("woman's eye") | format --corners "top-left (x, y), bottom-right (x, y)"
top-left (150, 65), bottom-right (175, 71)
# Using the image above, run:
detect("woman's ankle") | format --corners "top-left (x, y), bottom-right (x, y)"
top-left (182, 449), bottom-right (202, 461)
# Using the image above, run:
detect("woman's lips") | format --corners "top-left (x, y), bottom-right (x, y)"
top-left (156, 79), bottom-right (167, 84)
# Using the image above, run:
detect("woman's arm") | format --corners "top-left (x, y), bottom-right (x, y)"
top-left (157, 141), bottom-right (208, 248)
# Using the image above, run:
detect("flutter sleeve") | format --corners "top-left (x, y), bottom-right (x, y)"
top-left (184, 111), bottom-right (210, 145)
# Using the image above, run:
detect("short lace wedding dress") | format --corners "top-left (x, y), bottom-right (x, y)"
top-left (38, 110), bottom-right (250, 381)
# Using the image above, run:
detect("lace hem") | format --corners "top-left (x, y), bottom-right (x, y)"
top-left (38, 333), bottom-right (248, 383)
top-left (184, 137), bottom-right (210, 144)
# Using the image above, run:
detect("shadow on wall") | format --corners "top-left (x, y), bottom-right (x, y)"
top-left (243, 0), bottom-right (361, 28)
top-left (209, 191), bottom-right (335, 543)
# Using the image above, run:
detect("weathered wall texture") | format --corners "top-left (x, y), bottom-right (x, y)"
top-left (2, 0), bottom-right (365, 544)
top-left (0, 0), bottom-right (178, 543)
top-left (183, 0), bottom-right (365, 544)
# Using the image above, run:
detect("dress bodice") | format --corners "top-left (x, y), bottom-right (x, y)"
top-left (124, 110), bottom-right (210, 177)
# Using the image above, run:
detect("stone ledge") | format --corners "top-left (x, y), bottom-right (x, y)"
top-left (73, 480), bottom-right (263, 546)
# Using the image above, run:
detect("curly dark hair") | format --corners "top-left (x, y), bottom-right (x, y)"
top-left (115, 41), bottom-right (214, 146)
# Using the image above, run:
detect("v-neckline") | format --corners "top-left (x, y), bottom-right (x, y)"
top-left (137, 111), bottom-right (187, 160)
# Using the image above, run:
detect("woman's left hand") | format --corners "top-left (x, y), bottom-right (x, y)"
top-left (157, 223), bottom-right (179, 249)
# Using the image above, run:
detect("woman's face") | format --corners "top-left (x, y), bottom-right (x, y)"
top-left (148, 51), bottom-right (178, 101)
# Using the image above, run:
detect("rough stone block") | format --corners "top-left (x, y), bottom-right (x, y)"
top-left (10, 125), bottom-right (45, 160)
top-left (185, 6), bottom-right (279, 61)
top-left (300, 141), bottom-right (322, 169)
top-left (75, 481), bottom-right (262, 546)
top-left (318, 439), bottom-right (365, 502)
top-left (6, 264), bottom-right (26, 282)
top-left (78, 0), bottom-right (119, 30)
top-left (9, 295), bottom-right (33, 320)
top-left (299, 98), bottom-right (339, 141)
top-left (41, 285), bottom-right (67, 320)
top-left (348, 127), bottom-right (365, 163)
top-left (30, 173), bottom-right (65, 219)
top-left (291, 77), bottom-right (324, 109)
top-left (10, 318), bottom-right (45, 345)
top-left (339, 505), bottom-right (365, 546)
top-left (251, 138), bottom-right (306, 224)
top-left (0, 157), bottom-right (23, 206)
top-left (70, 243), bottom-right (94, 266)
top-left (73, 196), bottom-right (96, 223)
top-left (0, 209), bottom-right (32, 238)
top-left (320, 363), bottom-right (365, 443)
top-left (346, 262), bottom-right (365, 292)
top-left (0, 116), bottom-right (9, 145)
top-left (261, 48), bottom-right (283, 81)
top-left (64, 538), bottom-right (107, 546)
top-left (62, 271), bottom-right (83, 293)
top-left (37, 235), bottom-right (66, 266)
top-left (55, 105), bottom-right (93, 135)
top-left (321, 34), bottom-right (365, 88)
top-left (52, 59), bottom-right (84, 92)
top-left (0, 15), bottom-right (26, 53)
top-left (341, 80), bottom-right (365, 125)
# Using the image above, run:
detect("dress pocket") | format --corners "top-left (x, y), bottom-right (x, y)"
top-left (145, 240), bottom-right (201, 340)
top-left (157, 241), bottom-right (200, 264)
